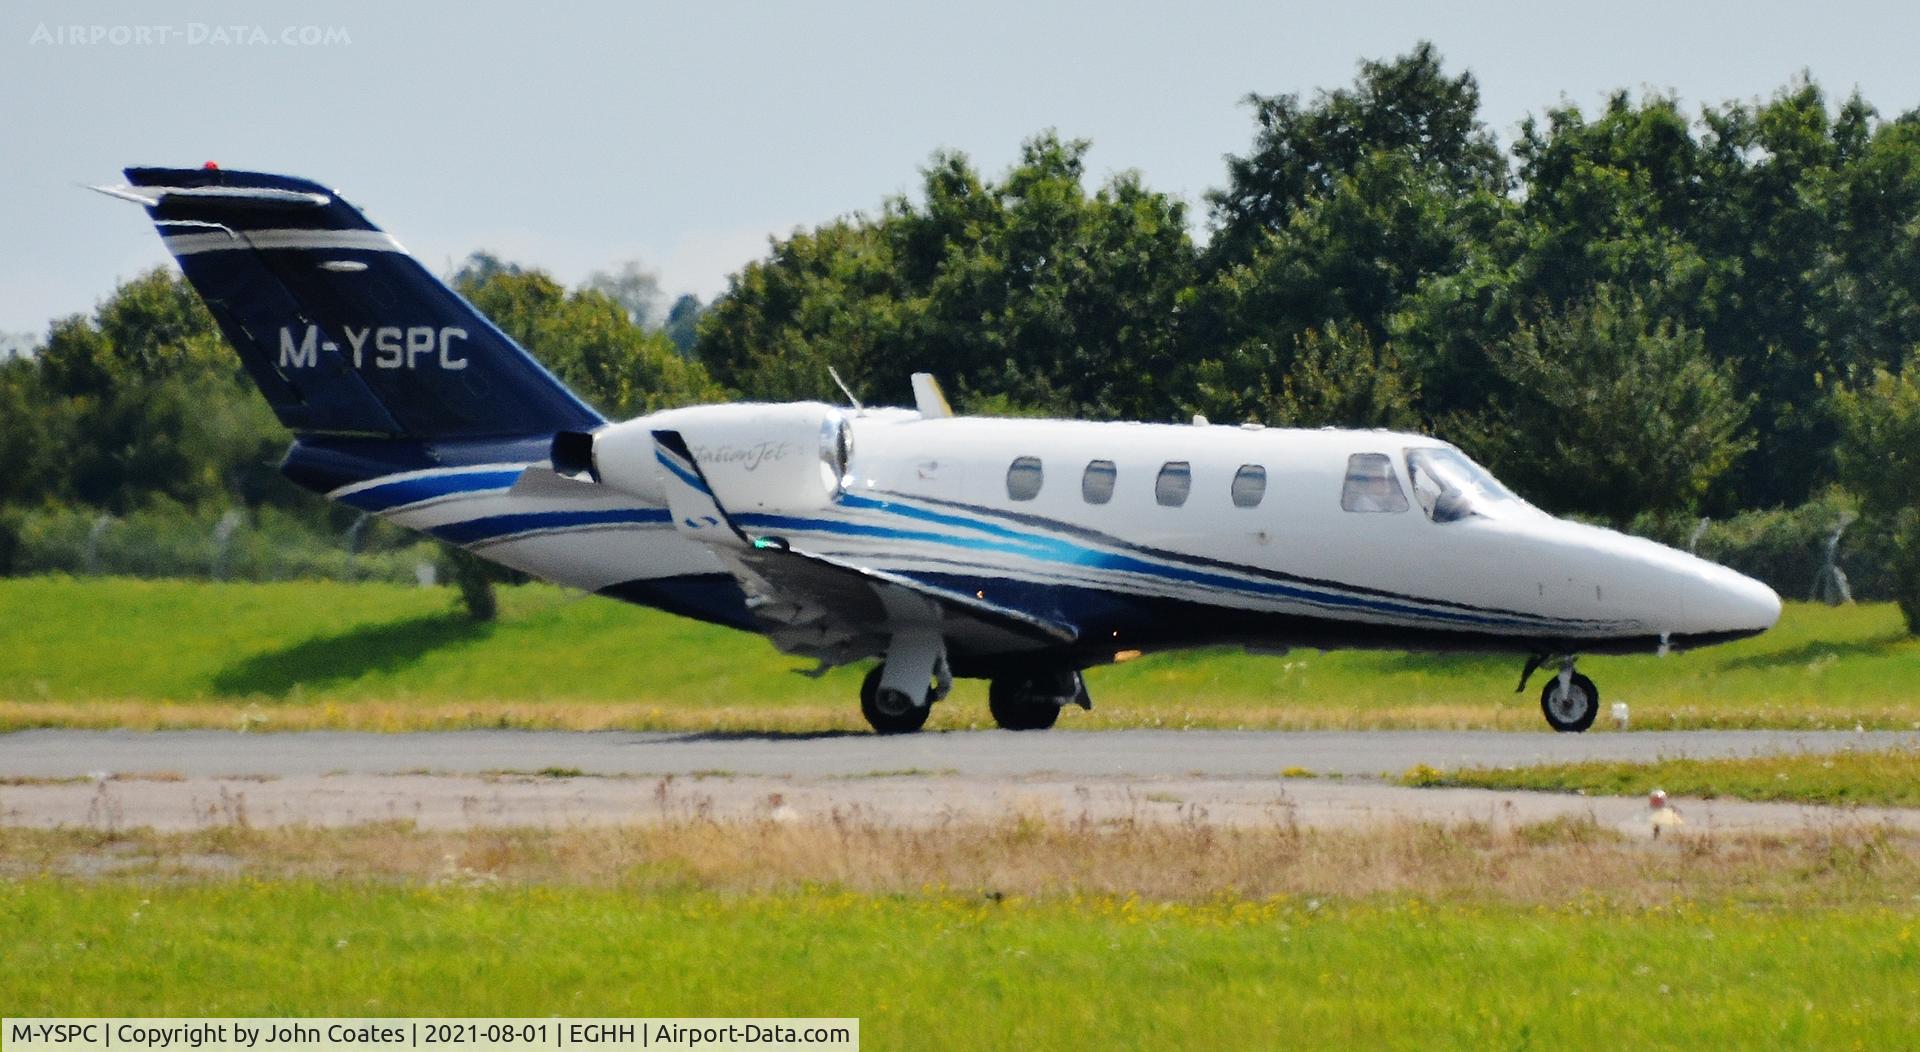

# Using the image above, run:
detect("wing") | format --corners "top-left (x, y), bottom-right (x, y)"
top-left (651, 430), bottom-right (1078, 666)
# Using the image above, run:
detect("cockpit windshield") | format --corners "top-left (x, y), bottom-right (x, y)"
top-left (1403, 447), bottom-right (1537, 523)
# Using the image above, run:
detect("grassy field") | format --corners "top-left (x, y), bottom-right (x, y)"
top-left (1404, 746), bottom-right (1920, 807)
top-left (7, 881), bottom-right (1918, 1049)
top-left (7, 813), bottom-right (1918, 907)
top-left (3, 576), bottom-right (1919, 731)
top-left (12, 579), bottom-right (1918, 1048)
top-left (4, 815), bottom-right (1920, 1049)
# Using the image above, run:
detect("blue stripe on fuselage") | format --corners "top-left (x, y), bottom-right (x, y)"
top-left (738, 498), bottom-right (1624, 633)
top-left (345, 465), bottom-right (1622, 637)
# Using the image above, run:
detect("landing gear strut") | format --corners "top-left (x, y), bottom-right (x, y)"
top-left (988, 670), bottom-right (1088, 731)
top-left (858, 626), bottom-right (952, 735)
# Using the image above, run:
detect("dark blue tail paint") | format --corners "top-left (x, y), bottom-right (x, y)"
top-left (124, 166), bottom-right (602, 443)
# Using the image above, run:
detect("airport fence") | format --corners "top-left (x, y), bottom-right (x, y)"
top-left (1626, 493), bottom-right (1899, 603)
top-left (0, 502), bottom-right (439, 585)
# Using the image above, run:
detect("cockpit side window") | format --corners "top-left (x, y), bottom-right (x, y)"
top-left (1403, 446), bottom-right (1535, 523)
top-left (1340, 453), bottom-right (1409, 513)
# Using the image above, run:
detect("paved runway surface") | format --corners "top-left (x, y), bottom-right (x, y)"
top-left (2, 728), bottom-right (1915, 780)
top-left (5, 729), bottom-right (1916, 835)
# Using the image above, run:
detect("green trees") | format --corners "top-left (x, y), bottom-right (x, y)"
top-left (1833, 353), bottom-right (1920, 630)
top-left (1205, 42), bottom-right (1507, 271)
top-left (5, 262), bottom-right (724, 522)
top-left (1497, 84), bottom-right (1920, 509)
top-left (1460, 290), bottom-right (1753, 526)
top-left (698, 133), bottom-right (1196, 420)
top-left (1190, 322), bottom-right (1421, 430)
top-left (10, 43), bottom-right (1920, 619)
top-left (21, 269), bottom-right (294, 514)
top-left (455, 263), bottom-right (723, 419)
top-left (1193, 44), bottom-right (1511, 425)
top-left (696, 219), bottom-right (906, 404)
top-left (0, 260), bottom-right (723, 615)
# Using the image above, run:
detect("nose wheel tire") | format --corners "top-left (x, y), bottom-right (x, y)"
top-left (1540, 672), bottom-right (1599, 733)
top-left (988, 671), bottom-right (1078, 731)
top-left (860, 664), bottom-right (931, 735)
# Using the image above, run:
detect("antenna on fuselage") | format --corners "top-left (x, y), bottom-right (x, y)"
top-left (826, 365), bottom-right (864, 412)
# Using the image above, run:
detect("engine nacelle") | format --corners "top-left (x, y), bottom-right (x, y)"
top-left (564, 402), bottom-right (853, 513)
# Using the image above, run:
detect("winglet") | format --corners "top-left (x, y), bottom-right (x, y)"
top-left (911, 373), bottom-right (954, 419)
top-left (652, 429), bottom-right (748, 545)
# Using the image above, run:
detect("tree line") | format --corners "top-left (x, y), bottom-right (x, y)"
top-left (2, 43), bottom-right (1917, 627)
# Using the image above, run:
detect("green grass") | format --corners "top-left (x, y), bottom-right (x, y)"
top-left (2, 576), bottom-right (1918, 731)
top-left (1403, 746), bottom-right (1920, 807)
top-left (2, 880), bottom-right (1915, 1049)
top-left (0, 576), bottom-right (814, 705)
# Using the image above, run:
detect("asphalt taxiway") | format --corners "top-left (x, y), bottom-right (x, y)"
top-left (4, 727), bottom-right (1912, 780)
top-left (3, 728), bottom-right (1914, 836)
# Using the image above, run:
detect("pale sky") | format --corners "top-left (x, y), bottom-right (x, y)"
top-left (5, 0), bottom-right (1920, 337)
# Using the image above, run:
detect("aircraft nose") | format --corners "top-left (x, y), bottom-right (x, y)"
top-left (1687, 564), bottom-right (1782, 635)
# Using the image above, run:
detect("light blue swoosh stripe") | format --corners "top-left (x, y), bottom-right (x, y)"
top-left (831, 493), bottom-right (1632, 632)
top-left (736, 509), bottom-right (1559, 631)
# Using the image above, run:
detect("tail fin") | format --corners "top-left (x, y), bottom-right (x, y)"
top-left (102, 166), bottom-right (603, 439)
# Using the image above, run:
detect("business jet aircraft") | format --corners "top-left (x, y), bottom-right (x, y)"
top-left (99, 166), bottom-right (1782, 734)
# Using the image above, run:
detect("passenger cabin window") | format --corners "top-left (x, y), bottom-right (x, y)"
top-left (1082, 460), bottom-right (1116, 504)
top-left (1155, 461), bottom-right (1192, 507)
top-left (1340, 453), bottom-right (1409, 513)
top-left (1006, 457), bottom-right (1044, 501)
top-left (1230, 464), bottom-right (1266, 508)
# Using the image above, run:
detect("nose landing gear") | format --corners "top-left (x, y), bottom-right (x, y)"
top-left (1518, 655), bottom-right (1599, 733)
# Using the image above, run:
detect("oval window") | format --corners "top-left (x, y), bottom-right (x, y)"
top-left (1006, 456), bottom-right (1044, 501)
top-left (1231, 464), bottom-right (1266, 508)
top-left (1082, 460), bottom-right (1116, 504)
top-left (1155, 461), bottom-right (1191, 507)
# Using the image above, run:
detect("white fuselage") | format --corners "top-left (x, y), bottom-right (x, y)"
top-left (333, 403), bottom-right (1782, 665)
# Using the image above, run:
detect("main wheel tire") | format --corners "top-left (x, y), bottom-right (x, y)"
top-left (860, 664), bottom-right (930, 735)
top-left (1540, 671), bottom-right (1599, 733)
top-left (988, 672), bottom-right (1069, 731)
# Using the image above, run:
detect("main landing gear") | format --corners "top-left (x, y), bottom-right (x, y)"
top-left (988, 670), bottom-right (1089, 731)
top-left (856, 663), bottom-right (1091, 734)
top-left (858, 626), bottom-right (952, 735)
top-left (860, 664), bottom-right (935, 734)
top-left (1518, 654), bottom-right (1599, 733)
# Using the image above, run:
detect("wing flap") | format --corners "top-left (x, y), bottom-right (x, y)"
top-left (737, 541), bottom-right (1078, 647)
